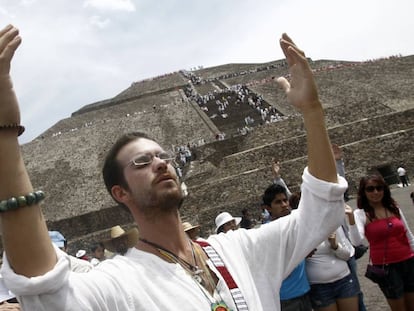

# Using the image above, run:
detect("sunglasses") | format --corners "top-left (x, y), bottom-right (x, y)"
top-left (365, 185), bottom-right (384, 193)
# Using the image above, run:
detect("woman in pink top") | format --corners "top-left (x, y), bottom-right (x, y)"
top-left (350, 174), bottom-right (414, 311)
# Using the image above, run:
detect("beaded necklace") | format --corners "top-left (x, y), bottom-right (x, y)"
top-left (139, 238), bottom-right (232, 311)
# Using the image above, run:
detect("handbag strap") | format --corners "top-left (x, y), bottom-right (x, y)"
top-left (195, 240), bottom-right (249, 311)
top-left (367, 209), bottom-right (392, 266)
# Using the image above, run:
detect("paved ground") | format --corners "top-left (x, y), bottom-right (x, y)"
top-left (347, 184), bottom-right (414, 311)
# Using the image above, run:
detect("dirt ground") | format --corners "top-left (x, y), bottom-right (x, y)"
top-left (347, 184), bottom-right (414, 311)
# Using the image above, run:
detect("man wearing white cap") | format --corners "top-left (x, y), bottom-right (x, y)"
top-left (215, 212), bottom-right (242, 234)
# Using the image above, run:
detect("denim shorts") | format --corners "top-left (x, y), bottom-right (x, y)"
top-left (280, 293), bottom-right (312, 311)
top-left (309, 274), bottom-right (359, 308)
top-left (377, 257), bottom-right (414, 299)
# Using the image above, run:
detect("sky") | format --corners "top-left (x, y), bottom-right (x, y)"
top-left (1, 0), bottom-right (414, 144)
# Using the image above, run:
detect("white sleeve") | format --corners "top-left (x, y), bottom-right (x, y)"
top-left (272, 177), bottom-right (292, 198)
top-left (349, 209), bottom-right (366, 245)
top-left (1, 246), bottom-right (132, 310)
top-left (400, 208), bottom-right (414, 251)
top-left (208, 167), bottom-right (347, 292)
top-left (1, 246), bottom-right (70, 297)
top-left (332, 226), bottom-right (352, 261)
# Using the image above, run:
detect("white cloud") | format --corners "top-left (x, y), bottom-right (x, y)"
top-left (83, 0), bottom-right (136, 12)
top-left (21, 0), bottom-right (37, 5)
top-left (89, 15), bottom-right (111, 29)
top-left (0, 6), bottom-right (14, 18)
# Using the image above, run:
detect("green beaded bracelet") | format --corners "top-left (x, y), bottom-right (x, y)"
top-left (0, 191), bottom-right (45, 212)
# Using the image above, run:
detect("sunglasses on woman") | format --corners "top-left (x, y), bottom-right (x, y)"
top-left (365, 185), bottom-right (384, 192)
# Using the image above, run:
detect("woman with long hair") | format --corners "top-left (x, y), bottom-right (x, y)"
top-left (349, 174), bottom-right (414, 311)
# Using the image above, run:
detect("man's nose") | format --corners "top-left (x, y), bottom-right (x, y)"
top-left (153, 156), bottom-right (169, 171)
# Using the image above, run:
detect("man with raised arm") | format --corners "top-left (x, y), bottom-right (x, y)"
top-left (0, 25), bottom-right (347, 310)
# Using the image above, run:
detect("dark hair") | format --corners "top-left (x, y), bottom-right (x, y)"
top-left (102, 132), bottom-right (152, 204)
top-left (90, 242), bottom-right (105, 253)
top-left (217, 225), bottom-right (226, 234)
top-left (289, 192), bottom-right (301, 210)
top-left (357, 174), bottom-right (400, 219)
top-left (241, 208), bottom-right (249, 216)
top-left (262, 184), bottom-right (288, 206)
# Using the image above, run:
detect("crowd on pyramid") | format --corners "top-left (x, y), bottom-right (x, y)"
top-left (1, 24), bottom-right (414, 311)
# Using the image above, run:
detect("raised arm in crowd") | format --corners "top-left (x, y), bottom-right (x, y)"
top-left (0, 25), bottom-right (346, 311)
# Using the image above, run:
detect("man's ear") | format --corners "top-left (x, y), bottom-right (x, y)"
top-left (264, 204), bottom-right (272, 213)
top-left (111, 185), bottom-right (129, 204)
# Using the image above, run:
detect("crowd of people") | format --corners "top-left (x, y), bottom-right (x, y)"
top-left (183, 73), bottom-right (287, 139)
top-left (183, 154), bottom-right (414, 311)
top-left (2, 169), bottom-right (413, 311)
top-left (0, 24), bottom-right (413, 311)
top-left (181, 61), bottom-right (288, 86)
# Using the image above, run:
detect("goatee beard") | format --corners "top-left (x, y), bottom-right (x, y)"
top-left (140, 189), bottom-right (184, 221)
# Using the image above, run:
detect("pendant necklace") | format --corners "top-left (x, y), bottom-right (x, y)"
top-left (385, 208), bottom-right (393, 228)
top-left (139, 238), bottom-right (232, 310)
top-left (191, 275), bottom-right (232, 311)
top-left (193, 242), bottom-right (232, 311)
top-left (139, 238), bottom-right (204, 282)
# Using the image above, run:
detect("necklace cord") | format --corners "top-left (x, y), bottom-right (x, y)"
top-left (139, 238), bottom-right (231, 309)
top-left (139, 238), bottom-right (199, 272)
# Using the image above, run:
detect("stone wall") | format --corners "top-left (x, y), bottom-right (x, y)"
top-left (181, 127), bottom-right (414, 233)
top-left (189, 108), bottom-right (414, 182)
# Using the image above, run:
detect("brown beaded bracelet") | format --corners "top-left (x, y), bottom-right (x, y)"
top-left (0, 191), bottom-right (45, 213)
top-left (0, 123), bottom-right (25, 136)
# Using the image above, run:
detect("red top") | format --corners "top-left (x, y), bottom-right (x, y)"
top-left (365, 216), bottom-right (414, 265)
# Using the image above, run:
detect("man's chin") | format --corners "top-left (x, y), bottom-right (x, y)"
top-left (139, 191), bottom-right (183, 221)
top-left (158, 189), bottom-right (184, 210)
top-left (281, 210), bottom-right (291, 217)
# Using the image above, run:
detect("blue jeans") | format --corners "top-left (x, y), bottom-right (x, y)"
top-left (310, 274), bottom-right (360, 308)
top-left (347, 256), bottom-right (366, 311)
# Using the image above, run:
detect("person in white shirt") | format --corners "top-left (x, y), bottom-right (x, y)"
top-left (306, 226), bottom-right (359, 311)
top-left (0, 26), bottom-right (346, 310)
top-left (397, 166), bottom-right (409, 187)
